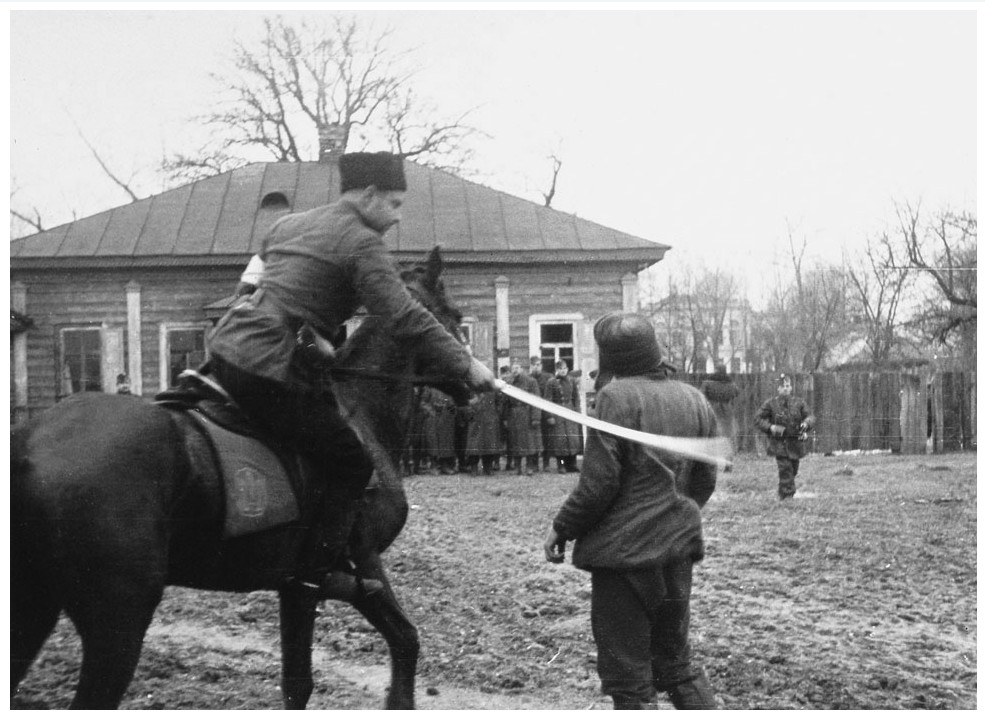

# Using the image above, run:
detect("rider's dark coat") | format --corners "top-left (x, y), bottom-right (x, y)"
top-left (208, 197), bottom-right (470, 388)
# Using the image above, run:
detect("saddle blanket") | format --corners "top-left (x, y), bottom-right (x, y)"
top-left (187, 410), bottom-right (301, 538)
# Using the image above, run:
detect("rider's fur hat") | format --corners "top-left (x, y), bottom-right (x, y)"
top-left (594, 311), bottom-right (662, 378)
top-left (339, 152), bottom-right (407, 193)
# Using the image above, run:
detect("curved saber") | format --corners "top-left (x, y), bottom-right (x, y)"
top-left (495, 379), bottom-right (732, 469)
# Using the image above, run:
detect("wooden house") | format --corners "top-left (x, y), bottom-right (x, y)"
top-left (9, 153), bottom-right (668, 423)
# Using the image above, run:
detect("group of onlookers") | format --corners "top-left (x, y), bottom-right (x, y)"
top-left (402, 355), bottom-right (585, 476)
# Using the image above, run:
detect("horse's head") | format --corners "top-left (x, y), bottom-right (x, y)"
top-left (399, 247), bottom-right (472, 405)
top-left (333, 246), bottom-right (472, 480)
top-left (400, 247), bottom-right (464, 341)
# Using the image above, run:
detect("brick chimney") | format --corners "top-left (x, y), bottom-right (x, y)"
top-left (318, 124), bottom-right (345, 162)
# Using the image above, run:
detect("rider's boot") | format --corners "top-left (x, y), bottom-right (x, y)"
top-left (293, 456), bottom-right (383, 601)
top-left (293, 499), bottom-right (384, 602)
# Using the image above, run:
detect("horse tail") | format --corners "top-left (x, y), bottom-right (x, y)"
top-left (10, 422), bottom-right (29, 486)
top-left (10, 420), bottom-right (64, 692)
top-left (10, 421), bottom-right (36, 547)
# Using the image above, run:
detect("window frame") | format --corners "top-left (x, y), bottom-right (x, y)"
top-left (159, 322), bottom-right (211, 390)
top-left (57, 324), bottom-right (104, 399)
top-left (528, 312), bottom-right (584, 375)
top-left (459, 317), bottom-right (476, 351)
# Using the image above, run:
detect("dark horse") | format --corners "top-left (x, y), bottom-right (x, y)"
top-left (11, 247), bottom-right (471, 709)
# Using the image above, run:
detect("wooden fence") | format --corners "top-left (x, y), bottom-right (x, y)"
top-left (682, 370), bottom-right (977, 456)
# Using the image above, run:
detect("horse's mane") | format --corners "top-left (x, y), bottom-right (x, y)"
top-left (331, 248), bottom-right (467, 483)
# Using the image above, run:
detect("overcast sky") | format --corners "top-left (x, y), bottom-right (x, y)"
top-left (6, 3), bottom-right (979, 293)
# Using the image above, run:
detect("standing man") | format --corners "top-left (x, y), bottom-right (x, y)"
top-left (499, 365), bottom-right (514, 470)
top-left (503, 358), bottom-right (542, 476)
top-left (464, 368), bottom-right (504, 475)
top-left (754, 374), bottom-right (815, 500)
top-left (429, 387), bottom-right (459, 475)
top-left (544, 312), bottom-right (718, 710)
top-left (206, 151), bottom-right (496, 598)
top-left (528, 356), bottom-right (550, 471)
top-left (544, 359), bottom-right (583, 473)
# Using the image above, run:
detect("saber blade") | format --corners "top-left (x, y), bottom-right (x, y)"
top-left (495, 379), bottom-right (731, 469)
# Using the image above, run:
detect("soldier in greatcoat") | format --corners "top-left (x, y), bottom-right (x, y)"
top-left (544, 360), bottom-right (584, 473)
top-left (528, 356), bottom-right (550, 471)
top-left (464, 375), bottom-right (504, 475)
top-left (407, 387), bottom-right (438, 474)
top-left (429, 387), bottom-right (459, 474)
top-left (503, 359), bottom-right (542, 476)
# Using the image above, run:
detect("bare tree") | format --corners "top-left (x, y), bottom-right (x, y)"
top-left (896, 201), bottom-right (976, 354)
top-left (677, 265), bottom-right (740, 372)
top-left (160, 146), bottom-right (245, 186)
top-left (10, 180), bottom-right (44, 236)
top-left (10, 113), bottom-right (145, 239)
top-left (640, 262), bottom-right (744, 373)
top-left (796, 265), bottom-right (849, 371)
top-left (784, 226), bottom-right (849, 371)
top-left (164, 15), bottom-right (481, 182)
top-left (639, 272), bottom-right (688, 370)
top-left (755, 226), bottom-right (851, 372)
top-left (541, 154), bottom-right (562, 208)
top-left (756, 266), bottom-right (797, 372)
top-left (845, 230), bottom-right (912, 368)
top-left (69, 115), bottom-right (141, 203)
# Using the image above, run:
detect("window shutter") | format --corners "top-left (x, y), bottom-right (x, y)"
top-left (101, 326), bottom-right (126, 394)
top-left (472, 321), bottom-right (494, 366)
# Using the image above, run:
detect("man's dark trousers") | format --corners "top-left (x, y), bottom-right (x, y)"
top-left (590, 560), bottom-right (714, 708)
top-left (776, 456), bottom-right (800, 499)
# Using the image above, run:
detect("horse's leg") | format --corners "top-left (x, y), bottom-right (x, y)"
top-left (348, 552), bottom-right (420, 710)
top-left (66, 580), bottom-right (164, 709)
top-left (278, 583), bottom-right (320, 709)
top-left (10, 571), bottom-right (60, 693)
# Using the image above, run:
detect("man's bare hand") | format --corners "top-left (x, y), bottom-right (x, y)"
top-left (544, 527), bottom-right (566, 564)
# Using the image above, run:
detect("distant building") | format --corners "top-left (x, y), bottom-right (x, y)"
top-left (10, 146), bottom-right (669, 422)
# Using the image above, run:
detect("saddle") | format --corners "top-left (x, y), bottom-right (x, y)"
top-left (155, 370), bottom-right (304, 538)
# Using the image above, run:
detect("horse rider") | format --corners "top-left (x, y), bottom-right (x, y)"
top-left (207, 151), bottom-right (497, 600)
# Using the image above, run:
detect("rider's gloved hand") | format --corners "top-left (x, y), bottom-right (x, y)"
top-left (465, 357), bottom-right (497, 392)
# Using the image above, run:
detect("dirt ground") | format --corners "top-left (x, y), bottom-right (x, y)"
top-left (11, 453), bottom-right (977, 710)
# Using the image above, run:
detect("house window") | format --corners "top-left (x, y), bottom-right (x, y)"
top-left (162, 325), bottom-right (208, 388)
top-left (459, 321), bottom-right (474, 348)
top-left (537, 322), bottom-right (575, 374)
top-left (59, 327), bottom-right (102, 396)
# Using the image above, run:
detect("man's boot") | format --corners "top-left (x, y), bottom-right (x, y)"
top-left (294, 484), bottom-right (382, 602)
top-left (611, 695), bottom-right (658, 710)
top-left (667, 672), bottom-right (717, 710)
